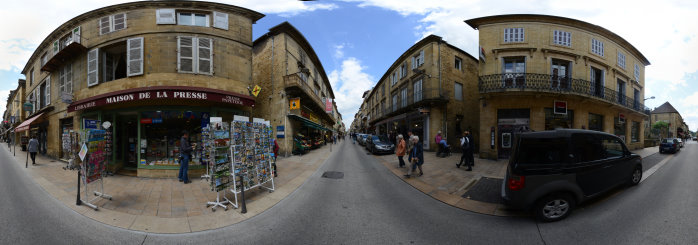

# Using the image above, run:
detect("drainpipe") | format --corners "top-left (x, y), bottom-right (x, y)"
top-left (438, 41), bottom-right (446, 141)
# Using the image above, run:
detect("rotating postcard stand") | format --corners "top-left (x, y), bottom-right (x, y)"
top-left (205, 119), bottom-right (232, 211)
top-left (229, 117), bottom-right (275, 209)
top-left (79, 129), bottom-right (112, 210)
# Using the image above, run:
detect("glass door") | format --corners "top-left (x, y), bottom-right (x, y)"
top-left (551, 59), bottom-right (570, 89)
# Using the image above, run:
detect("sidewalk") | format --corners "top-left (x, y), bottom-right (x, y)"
top-left (372, 146), bottom-right (660, 217)
top-left (2, 142), bottom-right (334, 233)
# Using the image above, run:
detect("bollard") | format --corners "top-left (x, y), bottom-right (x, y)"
top-left (240, 175), bottom-right (247, 214)
top-left (76, 169), bottom-right (82, 205)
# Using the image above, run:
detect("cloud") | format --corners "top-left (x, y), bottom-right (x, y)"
top-left (228, 0), bottom-right (337, 17)
top-left (682, 91), bottom-right (698, 107)
top-left (328, 57), bottom-right (375, 128)
top-left (334, 44), bottom-right (346, 59)
top-left (0, 89), bottom-right (11, 117)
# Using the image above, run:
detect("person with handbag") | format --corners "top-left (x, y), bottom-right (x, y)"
top-left (179, 131), bottom-right (192, 184)
top-left (404, 136), bottom-right (424, 178)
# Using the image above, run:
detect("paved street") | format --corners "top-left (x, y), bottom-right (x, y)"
top-left (1, 140), bottom-right (697, 244)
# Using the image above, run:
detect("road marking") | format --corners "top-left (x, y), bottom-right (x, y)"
top-left (640, 154), bottom-right (675, 183)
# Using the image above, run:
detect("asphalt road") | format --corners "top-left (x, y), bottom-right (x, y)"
top-left (1, 140), bottom-right (696, 244)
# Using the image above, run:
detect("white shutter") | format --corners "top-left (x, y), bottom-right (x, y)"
top-left (72, 26), bottom-right (81, 44)
top-left (99, 16), bottom-right (111, 35)
top-left (177, 36), bottom-right (194, 73)
top-left (198, 37), bottom-right (213, 74)
top-left (87, 48), bottom-right (99, 87)
top-left (53, 40), bottom-right (59, 55)
top-left (213, 12), bottom-right (229, 30)
top-left (34, 89), bottom-right (39, 113)
top-left (156, 9), bottom-right (176, 24)
top-left (127, 37), bottom-right (144, 76)
top-left (113, 13), bottom-right (126, 31)
top-left (411, 57), bottom-right (416, 69)
top-left (45, 76), bottom-right (50, 105)
top-left (419, 50), bottom-right (424, 66)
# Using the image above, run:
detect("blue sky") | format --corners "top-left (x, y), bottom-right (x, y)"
top-left (2, 0), bottom-right (698, 131)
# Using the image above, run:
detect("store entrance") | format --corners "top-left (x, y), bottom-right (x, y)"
top-left (117, 115), bottom-right (138, 169)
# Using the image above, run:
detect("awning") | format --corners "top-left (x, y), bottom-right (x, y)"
top-left (288, 114), bottom-right (330, 131)
top-left (15, 112), bottom-right (44, 133)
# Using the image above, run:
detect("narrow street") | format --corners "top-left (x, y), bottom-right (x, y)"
top-left (1, 141), bottom-right (697, 244)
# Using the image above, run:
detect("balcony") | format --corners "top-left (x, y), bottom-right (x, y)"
top-left (478, 73), bottom-right (650, 115)
top-left (41, 32), bottom-right (86, 72)
top-left (371, 88), bottom-right (447, 124)
top-left (283, 73), bottom-right (333, 121)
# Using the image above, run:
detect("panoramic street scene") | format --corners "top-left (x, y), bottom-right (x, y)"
top-left (1, 0), bottom-right (697, 244)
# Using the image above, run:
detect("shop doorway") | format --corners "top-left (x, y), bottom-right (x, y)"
top-left (117, 115), bottom-right (138, 169)
top-left (497, 109), bottom-right (530, 159)
top-left (59, 118), bottom-right (73, 159)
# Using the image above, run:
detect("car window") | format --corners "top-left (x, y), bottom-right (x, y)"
top-left (515, 137), bottom-right (568, 165)
top-left (571, 134), bottom-right (604, 162)
top-left (372, 136), bottom-right (379, 141)
top-left (602, 136), bottom-right (625, 159)
top-left (661, 139), bottom-right (669, 144)
top-left (378, 135), bottom-right (389, 142)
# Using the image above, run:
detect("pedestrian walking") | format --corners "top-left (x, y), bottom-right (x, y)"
top-left (396, 134), bottom-right (406, 168)
top-left (457, 131), bottom-right (470, 169)
top-left (404, 136), bottom-right (424, 178)
top-left (273, 139), bottom-right (279, 177)
top-left (179, 130), bottom-right (192, 184)
top-left (28, 135), bottom-right (39, 165)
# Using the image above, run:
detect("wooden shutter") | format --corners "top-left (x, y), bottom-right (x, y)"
top-left (72, 26), bottom-right (81, 44)
top-left (127, 37), bottom-right (144, 76)
top-left (113, 13), bottom-right (127, 31)
top-left (87, 48), bottom-right (99, 87)
top-left (45, 76), bottom-right (50, 105)
top-left (177, 36), bottom-right (194, 73)
top-left (411, 56), bottom-right (416, 69)
top-left (197, 37), bottom-right (213, 74)
top-left (213, 12), bottom-right (229, 30)
top-left (156, 9), bottom-right (176, 24)
top-left (99, 16), bottom-right (111, 35)
top-left (419, 50), bottom-right (424, 66)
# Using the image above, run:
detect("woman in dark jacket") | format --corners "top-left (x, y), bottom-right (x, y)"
top-left (404, 136), bottom-right (424, 178)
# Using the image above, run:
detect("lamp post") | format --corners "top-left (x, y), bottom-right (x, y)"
top-left (644, 96), bottom-right (655, 101)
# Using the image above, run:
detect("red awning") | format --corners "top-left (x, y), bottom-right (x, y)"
top-left (14, 112), bottom-right (44, 133)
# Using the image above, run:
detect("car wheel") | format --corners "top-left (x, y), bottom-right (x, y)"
top-left (628, 165), bottom-right (642, 186)
top-left (534, 194), bottom-right (575, 222)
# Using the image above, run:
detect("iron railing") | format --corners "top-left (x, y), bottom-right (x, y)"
top-left (386, 88), bottom-right (446, 114)
top-left (283, 73), bottom-right (324, 108)
top-left (479, 73), bottom-right (650, 115)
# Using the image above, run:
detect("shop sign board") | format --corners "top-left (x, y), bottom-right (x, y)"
top-left (140, 118), bottom-right (152, 124)
top-left (554, 101), bottom-right (567, 115)
top-left (252, 85), bottom-right (261, 97)
top-left (84, 119), bottom-right (99, 129)
top-left (152, 118), bottom-right (163, 124)
top-left (68, 87), bottom-right (255, 112)
top-left (23, 102), bottom-right (33, 112)
top-left (276, 126), bottom-right (285, 138)
top-left (289, 98), bottom-right (300, 110)
top-left (325, 98), bottom-right (332, 113)
top-left (619, 113), bottom-right (625, 123)
top-left (78, 143), bottom-right (88, 161)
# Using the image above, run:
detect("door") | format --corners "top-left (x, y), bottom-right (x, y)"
top-left (600, 135), bottom-right (633, 186)
top-left (571, 133), bottom-right (617, 196)
top-left (551, 59), bottom-right (570, 89)
top-left (590, 67), bottom-right (604, 97)
top-left (119, 115), bottom-right (138, 168)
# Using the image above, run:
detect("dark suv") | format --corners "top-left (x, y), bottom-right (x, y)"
top-left (502, 129), bottom-right (642, 222)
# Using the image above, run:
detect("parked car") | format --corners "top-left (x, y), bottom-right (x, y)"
top-left (693, 136), bottom-right (697, 141)
top-left (659, 138), bottom-right (681, 153)
top-left (677, 138), bottom-right (684, 148)
top-left (358, 134), bottom-right (369, 146)
top-left (366, 135), bottom-right (395, 155)
top-left (502, 129), bottom-right (642, 222)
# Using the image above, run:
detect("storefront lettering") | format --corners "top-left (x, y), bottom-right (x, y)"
top-left (106, 94), bottom-right (135, 104)
top-left (173, 92), bottom-right (207, 99)
top-left (156, 92), bottom-right (167, 98)
top-left (73, 101), bottom-right (96, 111)
top-left (222, 95), bottom-right (243, 105)
top-left (139, 92), bottom-right (151, 99)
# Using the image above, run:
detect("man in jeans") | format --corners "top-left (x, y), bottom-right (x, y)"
top-left (179, 131), bottom-right (192, 184)
top-left (28, 135), bottom-right (39, 165)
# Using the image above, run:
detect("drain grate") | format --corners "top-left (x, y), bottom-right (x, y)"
top-left (322, 171), bottom-right (344, 179)
top-left (462, 177), bottom-right (504, 204)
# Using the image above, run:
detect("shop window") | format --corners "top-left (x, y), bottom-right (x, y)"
top-left (545, 108), bottom-right (574, 130)
top-left (140, 110), bottom-right (208, 165)
top-left (588, 113), bottom-right (604, 132)
top-left (454, 82), bottom-right (463, 101)
top-left (59, 63), bottom-right (72, 94)
top-left (177, 36), bottom-right (213, 75)
top-left (99, 13), bottom-right (127, 35)
top-left (631, 121), bottom-right (639, 142)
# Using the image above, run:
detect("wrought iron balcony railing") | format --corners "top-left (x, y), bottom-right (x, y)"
top-left (479, 73), bottom-right (650, 115)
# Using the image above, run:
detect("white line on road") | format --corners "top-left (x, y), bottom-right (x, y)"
top-left (640, 154), bottom-right (675, 183)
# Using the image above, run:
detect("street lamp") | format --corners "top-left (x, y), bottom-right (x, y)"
top-left (644, 96), bottom-right (655, 101)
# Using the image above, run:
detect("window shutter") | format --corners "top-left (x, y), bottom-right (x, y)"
top-left (213, 12), bottom-right (229, 30)
top-left (53, 40), bottom-right (59, 55)
top-left (72, 26), bottom-right (81, 44)
top-left (156, 9), bottom-right (176, 24)
top-left (34, 89), bottom-right (39, 112)
top-left (127, 37), bottom-right (144, 76)
top-left (197, 37), bottom-right (213, 74)
top-left (99, 16), bottom-right (111, 35)
top-left (113, 13), bottom-right (126, 31)
top-left (177, 36), bottom-right (194, 73)
top-left (419, 50), bottom-right (424, 66)
top-left (411, 57), bottom-right (416, 69)
top-left (87, 48), bottom-right (99, 87)
top-left (46, 76), bottom-right (51, 105)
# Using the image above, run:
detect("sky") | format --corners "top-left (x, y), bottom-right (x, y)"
top-left (1, 0), bottom-right (697, 132)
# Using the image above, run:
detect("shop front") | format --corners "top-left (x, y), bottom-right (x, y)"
top-left (497, 109), bottom-right (530, 159)
top-left (68, 86), bottom-right (255, 178)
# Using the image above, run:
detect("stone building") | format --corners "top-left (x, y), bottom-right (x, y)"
top-left (466, 14), bottom-right (651, 159)
top-left (362, 35), bottom-right (479, 151)
top-left (15, 1), bottom-right (264, 177)
top-left (650, 102), bottom-right (689, 139)
top-left (252, 22), bottom-right (338, 156)
top-left (2, 80), bottom-right (26, 145)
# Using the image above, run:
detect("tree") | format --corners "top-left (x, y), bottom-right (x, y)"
top-left (652, 121), bottom-right (669, 139)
